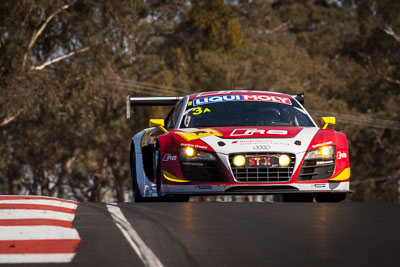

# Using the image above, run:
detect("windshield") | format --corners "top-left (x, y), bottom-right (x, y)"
top-left (180, 96), bottom-right (315, 128)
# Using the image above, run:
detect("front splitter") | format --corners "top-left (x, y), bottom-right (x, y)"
top-left (162, 182), bottom-right (350, 196)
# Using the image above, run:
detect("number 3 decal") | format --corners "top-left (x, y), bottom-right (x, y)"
top-left (192, 107), bottom-right (211, 115)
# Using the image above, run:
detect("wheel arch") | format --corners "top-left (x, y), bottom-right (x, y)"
top-left (130, 129), bottom-right (156, 198)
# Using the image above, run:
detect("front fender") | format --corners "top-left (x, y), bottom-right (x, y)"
top-left (132, 128), bottom-right (158, 198)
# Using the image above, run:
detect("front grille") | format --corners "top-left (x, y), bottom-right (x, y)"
top-left (229, 153), bottom-right (296, 183)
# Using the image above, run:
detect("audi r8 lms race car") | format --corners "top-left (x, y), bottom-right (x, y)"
top-left (127, 90), bottom-right (350, 202)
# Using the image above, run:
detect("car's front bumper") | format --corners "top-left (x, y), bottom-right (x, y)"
top-left (158, 181), bottom-right (350, 196)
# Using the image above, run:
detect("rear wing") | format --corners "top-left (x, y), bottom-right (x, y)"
top-left (126, 95), bottom-right (183, 119)
top-left (292, 92), bottom-right (304, 105)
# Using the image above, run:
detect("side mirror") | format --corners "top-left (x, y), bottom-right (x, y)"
top-left (321, 117), bottom-right (336, 129)
top-left (149, 119), bottom-right (164, 127)
top-left (149, 119), bottom-right (167, 132)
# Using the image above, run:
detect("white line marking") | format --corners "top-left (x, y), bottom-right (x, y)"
top-left (0, 199), bottom-right (78, 209)
top-left (0, 209), bottom-right (75, 221)
top-left (0, 254), bottom-right (76, 263)
top-left (0, 226), bottom-right (80, 240)
top-left (106, 204), bottom-right (164, 267)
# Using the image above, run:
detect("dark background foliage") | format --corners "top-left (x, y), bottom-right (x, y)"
top-left (1, 0), bottom-right (399, 202)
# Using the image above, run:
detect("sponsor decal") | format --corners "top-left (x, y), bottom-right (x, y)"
top-left (312, 184), bottom-right (326, 188)
top-left (230, 128), bottom-right (288, 137)
top-left (231, 129), bottom-right (264, 136)
top-left (176, 128), bottom-right (222, 141)
top-left (242, 95), bottom-right (292, 105)
top-left (181, 143), bottom-right (209, 150)
top-left (183, 162), bottom-right (204, 166)
top-left (247, 155), bottom-right (279, 167)
top-left (316, 160), bottom-right (334, 165)
top-left (162, 154), bottom-right (177, 161)
top-left (231, 140), bottom-right (290, 146)
top-left (193, 94), bottom-right (292, 106)
top-left (311, 141), bottom-right (333, 149)
top-left (195, 185), bottom-right (213, 190)
top-left (249, 157), bottom-right (270, 166)
top-left (193, 95), bottom-right (242, 106)
top-left (253, 145), bottom-right (271, 150)
top-left (266, 130), bottom-right (288, 135)
top-left (337, 151), bottom-right (348, 159)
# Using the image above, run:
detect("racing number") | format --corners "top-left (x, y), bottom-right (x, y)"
top-left (192, 107), bottom-right (202, 115)
top-left (192, 107), bottom-right (211, 115)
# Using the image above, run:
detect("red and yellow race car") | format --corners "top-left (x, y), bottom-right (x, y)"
top-left (128, 90), bottom-right (350, 202)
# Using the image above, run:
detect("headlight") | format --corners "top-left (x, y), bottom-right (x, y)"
top-left (321, 146), bottom-right (332, 156)
top-left (279, 154), bottom-right (291, 167)
top-left (184, 147), bottom-right (195, 157)
top-left (305, 145), bottom-right (335, 160)
top-left (233, 155), bottom-right (246, 167)
top-left (179, 147), bottom-right (216, 161)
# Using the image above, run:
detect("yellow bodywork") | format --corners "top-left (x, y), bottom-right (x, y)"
top-left (163, 170), bottom-right (190, 183)
top-left (329, 167), bottom-right (351, 181)
top-left (176, 128), bottom-right (222, 141)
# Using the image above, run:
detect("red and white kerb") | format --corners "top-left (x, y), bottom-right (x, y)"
top-left (0, 195), bottom-right (81, 264)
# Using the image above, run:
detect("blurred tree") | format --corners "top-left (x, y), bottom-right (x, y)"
top-left (174, 0), bottom-right (242, 54)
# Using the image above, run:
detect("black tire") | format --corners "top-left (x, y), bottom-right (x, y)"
top-left (315, 193), bottom-right (346, 202)
top-left (282, 193), bottom-right (314, 202)
top-left (130, 143), bottom-right (144, 202)
top-left (156, 146), bottom-right (190, 202)
top-left (163, 195), bottom-right (190, 202)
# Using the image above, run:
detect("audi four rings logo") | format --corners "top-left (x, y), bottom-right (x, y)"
top-left (253, 145), bottom-right (271, 150)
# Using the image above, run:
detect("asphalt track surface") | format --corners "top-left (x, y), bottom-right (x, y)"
top-left (3, 202), bottom-right (400, 267)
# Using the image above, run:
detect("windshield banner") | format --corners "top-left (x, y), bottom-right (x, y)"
top-left (193, 95), bottom-right (292, 106)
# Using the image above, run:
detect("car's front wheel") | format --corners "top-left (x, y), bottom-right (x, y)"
top-left (281, 193), bottom-right (314, 202)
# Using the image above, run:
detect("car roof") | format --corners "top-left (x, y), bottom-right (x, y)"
top-left (188, 90), bottom-right (295, 100)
